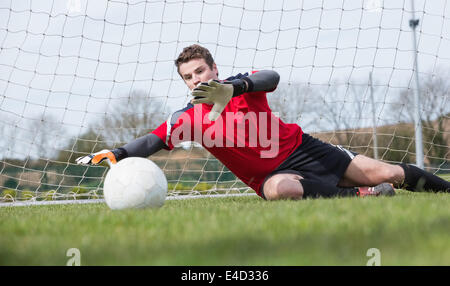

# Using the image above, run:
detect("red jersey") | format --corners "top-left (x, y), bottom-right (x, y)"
top-left (152, 73), bottom-right (303, 197)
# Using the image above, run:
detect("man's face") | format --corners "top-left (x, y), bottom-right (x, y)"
top-left (178, 58), bottom-right (219, 90)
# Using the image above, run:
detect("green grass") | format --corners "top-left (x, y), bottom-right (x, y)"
top-left (1, 191), bottom-right (449, 266)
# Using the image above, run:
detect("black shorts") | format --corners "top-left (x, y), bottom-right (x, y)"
top-left (261, 133), bottom-right (358, 199)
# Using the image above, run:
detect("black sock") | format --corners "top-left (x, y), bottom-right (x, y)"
top-left (301, 179), bottom-right (358, 199)
top-left (398, 163), bottom-right (450, 193)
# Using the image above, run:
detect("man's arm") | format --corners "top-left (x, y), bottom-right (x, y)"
top-left (120, 133), bottom-right (166, 158)
top-left (191, 70), bottom-right (280, 121)
top-left (192, 70), bottom-right (280, 100)
top-left (75, 133), bottom-right (166, 166)
top-left (75, 104), bottom-right (193, 165)
top-left (234, 70), bottom-right (280, 95)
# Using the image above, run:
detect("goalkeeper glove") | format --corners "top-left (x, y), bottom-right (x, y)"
top-left (75, 148), bottom-right (127, 165)
top-left (191, 79), bottom-right (248, 121)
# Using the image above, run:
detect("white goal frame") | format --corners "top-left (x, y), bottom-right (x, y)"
top-left (1, 0), bottom-right (449, 206)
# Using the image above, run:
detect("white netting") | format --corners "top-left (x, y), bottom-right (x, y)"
top-left (1, 0), bottom-right (449, 204)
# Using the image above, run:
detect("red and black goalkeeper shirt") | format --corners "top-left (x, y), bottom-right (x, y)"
top-left (152, 72), bottom-right (303, 197)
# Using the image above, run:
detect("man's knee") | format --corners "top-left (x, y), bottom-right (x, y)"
top-left (263, 173), bottom-right (304, 200)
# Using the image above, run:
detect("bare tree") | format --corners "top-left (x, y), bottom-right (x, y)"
top-left (390, 70), bottom-right (450, 165)
top-left (268, 82), bottom-right (319, 130)
top-left (393, 71), bottom-right (450, 124)
top-left (57, 127), bottom-right (110, 163)
top-left (0, 111), bottom-right (67, 160)
top-left (300, 82), bottom-right (371, 145)
top-left (96, 90), bottom-right (170, 147)
top-left (0, 112), bottom-right (13, 159)
top-left (27, 113), bottom-right (68, 159)
top-left (56, 90), bottom-right (170, 163)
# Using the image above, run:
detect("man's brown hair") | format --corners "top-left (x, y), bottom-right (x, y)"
top-left (175, 44), bottom-right (215, 75)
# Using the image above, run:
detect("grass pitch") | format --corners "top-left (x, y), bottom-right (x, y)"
top-left (1, 191), bottom-right (449, 266)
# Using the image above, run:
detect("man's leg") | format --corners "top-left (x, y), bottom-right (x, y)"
top-left (338, 155), bottom-right (404, 187)
top-left (339, 154), bottom-right (450, 192)
top-left (262, 173), bottom-right (377, 200)
top-left (396, 163), bottom-right (450, 192)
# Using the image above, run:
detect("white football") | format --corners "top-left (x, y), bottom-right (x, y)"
top-left (103, 157), bottom-right (167, 210)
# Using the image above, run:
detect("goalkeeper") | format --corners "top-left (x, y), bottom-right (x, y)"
top-left (76, 44), bottom-right (450, 200)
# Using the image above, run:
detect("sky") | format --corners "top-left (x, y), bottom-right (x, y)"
top-left (0, 0), bottom-right (449, 159)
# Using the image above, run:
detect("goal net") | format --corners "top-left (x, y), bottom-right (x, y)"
top-left (1, 0), bottom-right (449, 204)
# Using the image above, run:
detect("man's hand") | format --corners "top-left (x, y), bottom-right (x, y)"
top-left (75, 149), bottom-right (118, 165)
top-left (191, 79), bottom-right (234, 121)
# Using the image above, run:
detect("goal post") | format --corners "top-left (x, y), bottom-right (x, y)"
top-left (1, 0), bottom-right (449, 205)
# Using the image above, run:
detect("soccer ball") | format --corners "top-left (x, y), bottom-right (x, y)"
top-left (103, 157), bottom-right (167, 210)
